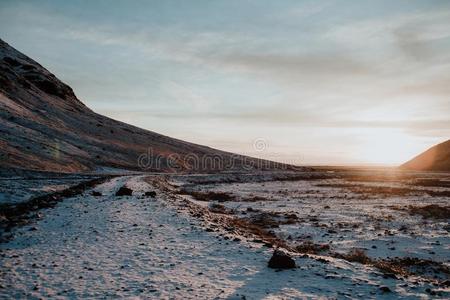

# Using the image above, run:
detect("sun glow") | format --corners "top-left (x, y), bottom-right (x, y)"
top-left (357, 129), bottom-right (421, 166)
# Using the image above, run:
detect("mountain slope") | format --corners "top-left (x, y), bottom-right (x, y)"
top-left (0, 39), bottom-right (294, 173)
top-left (400, 140), bottom-right (450, 172)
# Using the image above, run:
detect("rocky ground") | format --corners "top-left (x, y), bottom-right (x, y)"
top-left (0, 170), bottom-right (449, 299)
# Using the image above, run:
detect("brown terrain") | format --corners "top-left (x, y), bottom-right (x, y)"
top-left (401, 139), bottom-right (450, 172)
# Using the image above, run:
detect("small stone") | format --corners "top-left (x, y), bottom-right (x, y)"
top-left (268, 249), bottom-right (296, 269)
top-left (144, 191), bottom-right (157, 198)
top-left (115, 186), bottom-right (133, 196)
top-left (379, 286), bottom-right (391, 293)
top-left (441, 280), bottom-right (450, 287)
top-left (383, 273), bottom-right (397, 280)
top-left (425, 288), bottom-right (436, 295)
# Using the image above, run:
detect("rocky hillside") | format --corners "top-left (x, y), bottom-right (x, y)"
top-left (0, 39), bottom-right (295, 173)
top-left (400, 140), bottom-right (450, 172)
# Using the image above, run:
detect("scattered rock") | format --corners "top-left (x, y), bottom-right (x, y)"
top-left (441, 280), bottom-right (450, 287)
top-left (91, 191), bottom-right (102, 197)
top-left (209, 203), bottom-right (234, 214)
top-left (408, 204), bottom-right (450, 219)
top-left (268, 249), bottom-right (296, 269)
top-left (379, 286), bottom-right (391, 293)
top-left (383, 273), bottom-right (398, 280)
top-left (425, 288), bottom-right (436, 296)
top-left (144, 191), bottom-right (157, 197)
top-left (295, 241), bottom-right (330, 254)
top-left (116, 186), bottom-right (133, 196)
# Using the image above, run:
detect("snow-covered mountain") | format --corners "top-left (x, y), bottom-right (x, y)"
top-left (0, 39), bottom-right (295, 173)
top-left (401, 140), bottom-right (450, 172)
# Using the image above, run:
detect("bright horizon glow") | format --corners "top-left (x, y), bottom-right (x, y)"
top-left (356, 129), bottom-right (423, 166)
top-left (1, 0), bottom-right (449, 166)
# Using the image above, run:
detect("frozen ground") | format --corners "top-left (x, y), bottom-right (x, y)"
top-left (0, 175), bottom-right (97, 205)
top-left (177, 176), bottom-right (450, 262)
top-left (1, 172), bottom-right (449, 298)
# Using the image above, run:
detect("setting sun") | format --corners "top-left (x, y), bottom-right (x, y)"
top-left (357, 129), bottom-right (423, 165)
top-left (1, 1), bottom-right (449, 298)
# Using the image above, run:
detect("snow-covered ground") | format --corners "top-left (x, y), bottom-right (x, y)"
top-left (180, 178), bottom-right (450, 262)
top-left (0, 176), bottom-right (97, 205)
top-left (1, 174), bottom-right (448, 298)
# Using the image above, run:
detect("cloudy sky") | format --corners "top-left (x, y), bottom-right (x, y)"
top-left (1, 0), bottom-right (449, 165)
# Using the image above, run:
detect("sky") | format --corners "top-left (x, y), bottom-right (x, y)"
top-left (1, 0), bottom-right (449, 166)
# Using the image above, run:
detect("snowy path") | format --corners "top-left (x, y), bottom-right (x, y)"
top-left (0, 176), bottom-right (442, 299)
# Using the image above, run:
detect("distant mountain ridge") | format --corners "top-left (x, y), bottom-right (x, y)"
top-left (0, 39), bottom-right (297, 173)
top-left (400, 140), bottom-right (450, 172)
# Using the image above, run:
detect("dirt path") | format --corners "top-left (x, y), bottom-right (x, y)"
top-left (0, 176), bottom-right (440, 299)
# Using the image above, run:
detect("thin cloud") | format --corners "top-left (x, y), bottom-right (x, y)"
top-left (2, 1), bottom-right (449, 165)
top-left (215, 53), bottom-right (371, 79)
